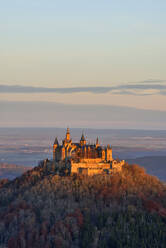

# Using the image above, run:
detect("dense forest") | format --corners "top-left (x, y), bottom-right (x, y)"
top-left (0, 161), bottom-right (166, 248)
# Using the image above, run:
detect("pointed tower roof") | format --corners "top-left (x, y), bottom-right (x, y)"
top-left (65, 127), bottom-right (71, 141)
top-left (80, 132), bottom-right (86, 146)
top-left (96, 136), bottom-right (99, 148)
top-left (66, 127), bottom-right (70, 134)
top-left (54, 137), bottom-right (59, 145)
top-left (81, 133), bottom-right (85, 141)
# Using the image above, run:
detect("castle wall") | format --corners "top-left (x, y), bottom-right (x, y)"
top-left (71, 160), bottom-right (125, 175)
top-left (71, 162), bottom-right (111, 175)
top-left (110, 160), bottom-right (125, 172)
top-left (79, 158), bottom-right (103, 163)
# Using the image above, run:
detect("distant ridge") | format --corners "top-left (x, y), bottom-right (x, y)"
top-left (0, 163), bottom-right (32, 180)
top-left (1, 101), bottom-right (166, 129)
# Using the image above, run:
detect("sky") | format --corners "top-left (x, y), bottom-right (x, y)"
top-left (0, 0), bottom-right (166, 129)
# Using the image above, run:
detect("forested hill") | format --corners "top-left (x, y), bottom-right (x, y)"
top-left (0, 162), bottom-right (166, 248)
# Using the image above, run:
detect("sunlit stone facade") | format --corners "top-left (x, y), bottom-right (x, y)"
top-left (53, 128), bottom-right (125, 175)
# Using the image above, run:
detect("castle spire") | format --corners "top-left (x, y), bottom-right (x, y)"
top-left (54, 137), bottom-right (59, 145)
top-left (65, 127), bottom-right (70, 141)
top-left (80, 132), bottom-right (86, 146)
top-left (67, 127), bottom-right (70, 134)
top-left (81, 133), bottom-right (85, 141)
top-left (96, 137), bottom-right (99, 148)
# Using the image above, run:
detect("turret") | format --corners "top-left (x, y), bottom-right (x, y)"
top-left (61, 147), bottom-right (66, 160)
top-left (80, 133), bottom-right (86, 146)
top-left (102, 148), bottom-right (106, 161)
top-left (65, 128), bottom-right (70, 141)
top-left (53, 137), bottom-right (59, 161)
top-left (96, 137), bottom-right (99, 148)
top-left (54, 137), bottom-right (59, 147)
top-left (106, 144), bottom-right (113, 161)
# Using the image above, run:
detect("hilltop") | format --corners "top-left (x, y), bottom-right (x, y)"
top-left (0, 161), bottom-right (166, 248)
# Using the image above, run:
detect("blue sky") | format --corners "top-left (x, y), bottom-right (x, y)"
top-left (0, 1), bottom-right (166, 128)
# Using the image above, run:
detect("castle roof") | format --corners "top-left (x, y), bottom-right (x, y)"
top-left (66, 127), bottom-right (70, 134)
top-left (80, 133), bottom-right (85, 141)
top-left (54, 137), bottom-right (59, 145)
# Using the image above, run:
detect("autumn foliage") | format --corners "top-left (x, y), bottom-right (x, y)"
top-left (0, 161), bottom-right (166, 247)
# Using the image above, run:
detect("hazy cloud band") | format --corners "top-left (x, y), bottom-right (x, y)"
top-left (0, 101), bottom-right (166, 129)
top-left (0, 80), bottom-right (166, 96)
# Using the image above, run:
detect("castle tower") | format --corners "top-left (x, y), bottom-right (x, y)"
top-left (106, 144), bottom-right (113, 161)
top-left (80, 133), bottom-right (86, 146)
top-left (53, 137), bottom-right (59, 160)
top-left (96, 137), bottom-right (99, 148)
top-left (61, 147), bottom-right (66, 160)
top-left (65, 128), bottom-right (70, 141)
top-left (102, 148), bottom-right (106, 161)
top-left (54, 137), bottom-right (59, 146)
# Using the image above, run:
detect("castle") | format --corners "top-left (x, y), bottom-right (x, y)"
top-left (52, 128), bottom-right (125, 175)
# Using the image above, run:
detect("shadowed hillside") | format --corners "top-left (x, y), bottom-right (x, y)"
top-left (0, 162), bottom-right (166, 247)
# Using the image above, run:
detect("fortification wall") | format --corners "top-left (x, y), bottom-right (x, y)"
top-left (111, 160), bottom-right (125, 172)
top-left (71, 162), bottom-right (111, 175)
top-left (71, 159), bottom-right (125, 175)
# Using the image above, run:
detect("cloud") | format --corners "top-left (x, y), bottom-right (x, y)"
top-left (0, 80), bottom-right (166, 96)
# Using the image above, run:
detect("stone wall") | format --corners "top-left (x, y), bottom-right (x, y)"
top-left (71, 159), bottom-right (125, 175)
top-left (71, 162), bottom-right (111, 175)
